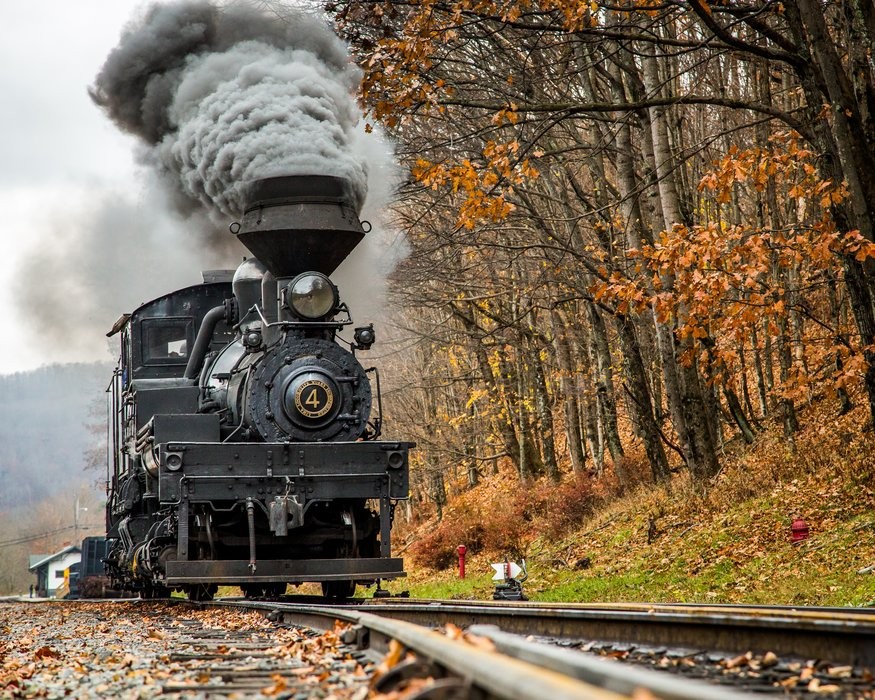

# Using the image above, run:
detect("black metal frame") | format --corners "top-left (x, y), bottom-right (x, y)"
top-left (165, 558), bottom-right (405, 585)
top-left (157, 439), bottom-right (411, 585)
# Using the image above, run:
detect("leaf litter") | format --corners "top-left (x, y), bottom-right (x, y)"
top-left (0, 601), bottom-right (375, 699)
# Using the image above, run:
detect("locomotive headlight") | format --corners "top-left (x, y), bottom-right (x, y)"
top-left (286, 272), bottom-right (338, 320)
top-left (353, 324), bottom-right (375, 350)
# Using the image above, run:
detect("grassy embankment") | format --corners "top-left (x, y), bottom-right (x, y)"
top-left (385, 397), bottom-right (875, 607)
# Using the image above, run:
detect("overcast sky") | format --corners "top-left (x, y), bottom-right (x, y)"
top-left (0, 1), bottom-right (403, 376)
top-left (0, 1), bottom-right (152, 373)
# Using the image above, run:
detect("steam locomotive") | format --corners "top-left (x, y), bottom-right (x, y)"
top-left (104, 175), bottom-right (411, 600)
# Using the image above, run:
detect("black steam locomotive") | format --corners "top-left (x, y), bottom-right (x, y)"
top-left (104, 175), bottom-right (411, 600)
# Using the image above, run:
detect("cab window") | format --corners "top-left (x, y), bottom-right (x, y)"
top-left (141, 318), bottom-right (193, 364)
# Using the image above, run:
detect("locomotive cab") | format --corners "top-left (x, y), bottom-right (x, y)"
top-left (104, 176), bottom-right (411, 601)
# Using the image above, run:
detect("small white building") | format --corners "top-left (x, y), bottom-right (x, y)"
top-left (28, 545), bottom-right (81, 597)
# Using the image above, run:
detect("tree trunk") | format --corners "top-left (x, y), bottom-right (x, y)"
top-left (787, 1), bottom-right (875, 428)
top-left (431, 469), bottom-right (446, 521)
top-left (515, 353), bottom-right (529, 480)
top-left (616, 315), bottom-right (670, 482)
top-left (738, 337), bottom-right (758, 426)
top-left (452, 304), bottom-right (522, 468)
top-left (531, 334), bottom-right (559, 482)
top-left (641, 44), bottom-right (721, 478)
top-left (466, 402), bottom-right (480, 488)
top-left (607, 70), bottom-right (665, 425)
top-left (586, 302), bottom-right (625, 461)
top-left (762, 318), bottom-right (776, 397)
top-left (777, 317), bottom-right (799, 443)
top-left (825, 271), bottom-right (854, 415)
top-left (749, 323), bottom-right (769, 419)
top-left (724, 385), bottom-right (756, 444)
top-left (573, 322), bottom-right (604, 471)
top-left (551, 309), bottom-right (587, 473)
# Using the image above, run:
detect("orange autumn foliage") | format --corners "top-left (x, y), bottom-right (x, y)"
top-left (594, 132), bottom-right (875, 397)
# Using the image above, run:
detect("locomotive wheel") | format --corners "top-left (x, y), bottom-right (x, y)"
top-left (141, 584), bottom-right (170, 599)
top-left (264, 583), bottom-right (286, 597)
top-left (321, 580), bottom-right (356, 599)
top-left (187, 584), bottom-right (218, 602)
top-left (241, 584), bottom-right (265, 599)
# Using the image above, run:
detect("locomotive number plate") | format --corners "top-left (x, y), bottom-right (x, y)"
top-left (294, 379), bottom-right (334, 418)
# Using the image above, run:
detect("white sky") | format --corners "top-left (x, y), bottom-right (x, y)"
top-left (0, 1), bottom-right (148, 374)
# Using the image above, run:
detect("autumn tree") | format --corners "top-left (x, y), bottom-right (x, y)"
top-left (330, 0), bottom-right (875, 493)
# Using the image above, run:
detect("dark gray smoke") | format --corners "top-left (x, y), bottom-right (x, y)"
top-left (90, 0), bottom-right (367, 216)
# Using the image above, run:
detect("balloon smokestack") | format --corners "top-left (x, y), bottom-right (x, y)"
top-left (235, 175), bottom-right (365, 278)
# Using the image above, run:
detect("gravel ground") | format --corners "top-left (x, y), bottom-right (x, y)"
top-left (0, 600), bottom-right (374, 699)
top-left (567, 639), bottom-right (875, 698)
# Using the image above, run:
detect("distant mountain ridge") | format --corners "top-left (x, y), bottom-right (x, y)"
top-left (0, 362), bottom-right (113, 509)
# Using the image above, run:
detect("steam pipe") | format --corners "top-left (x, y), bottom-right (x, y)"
top-left (184, 305), bottom-right (226, 380)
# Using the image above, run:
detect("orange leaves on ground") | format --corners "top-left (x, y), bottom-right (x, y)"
top-left (407, 466), bottom-right (630, 569)
top-left (370, 625), bottom-right (496, 699)
top-left (370, 638), bottom-right (411, 690)
top-left (33, 646), bottom-right (60, 661)
top-left (442, 623), bottom-right (497, 652)
top-left (2, 602), bottom-right (371, 699)
top-left (262, 673), bottom-right (290, 696)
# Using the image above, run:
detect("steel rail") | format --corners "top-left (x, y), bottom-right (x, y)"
top-left (212, 600), bottom-right (754, 700)
top-left (352, 599), bottom-right (875, 666)
top-left (359, 597), bottom-right (875, 619)
top-left (469, 624), bottom-right (750, 700)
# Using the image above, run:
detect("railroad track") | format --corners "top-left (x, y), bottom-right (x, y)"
top-left (353, 598), bottom-right (875, 666)
top-left (0, 599), bottom-right (373, 698)
top-left (3, 597), bottom-right (873, 698)
top-left (205, 596), bottom-right (875, 698)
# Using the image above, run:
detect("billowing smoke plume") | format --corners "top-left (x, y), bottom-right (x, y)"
top-left (90, 0), bottom-right (368, 216)
top-left (13, 0), bottom-right (406, 365)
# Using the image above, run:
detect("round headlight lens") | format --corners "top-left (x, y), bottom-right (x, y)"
top-left (287, 273), bottom-right (337, 319)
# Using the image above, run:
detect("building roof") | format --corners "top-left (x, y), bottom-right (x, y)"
top-left (28, 545), bottom-right (81, 572)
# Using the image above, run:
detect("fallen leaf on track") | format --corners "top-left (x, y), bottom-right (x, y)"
top-left (33, 646), bottom-right (60, 660)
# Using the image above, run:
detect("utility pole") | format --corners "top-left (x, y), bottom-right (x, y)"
top-left (74, 498), bottom-right (88, 543)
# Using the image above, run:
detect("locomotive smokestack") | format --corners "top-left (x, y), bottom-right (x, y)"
top-left (236, 175), bottom-right (365, 278)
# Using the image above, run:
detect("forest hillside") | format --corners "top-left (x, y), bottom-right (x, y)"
top-left (392, 395), bottom-right (875, 605)
top-left (326, 0), bottom-right (875, 602)
top-left (0, 363), bottom-right (110, 593)
top-left (0, 362), bottom-right (111, 508)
